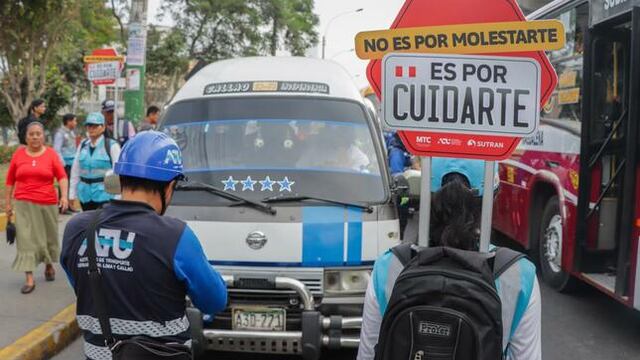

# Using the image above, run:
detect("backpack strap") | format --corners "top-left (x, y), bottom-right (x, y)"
top-left (492, 247), bottom-right (527, 279)
top-left (104, 136), bottom-right (113, 165)
top-left (390, 242), bottom-right (416, 266)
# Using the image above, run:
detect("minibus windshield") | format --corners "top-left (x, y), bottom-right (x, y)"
top-left (161, 96), bottom-right (386, 206)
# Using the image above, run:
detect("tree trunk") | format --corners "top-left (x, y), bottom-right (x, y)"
top-left (270, 17), bottom-right (279, 56)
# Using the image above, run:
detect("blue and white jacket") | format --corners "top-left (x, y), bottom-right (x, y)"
top-left (61, 200), bottom-right (227, 360)
top-left (357, 248), bottom-right (541, 360)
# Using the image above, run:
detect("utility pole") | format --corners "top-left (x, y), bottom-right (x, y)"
top-left (124, 0), bottom-right (148, 125)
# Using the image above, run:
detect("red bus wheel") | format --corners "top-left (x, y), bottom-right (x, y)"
top-left (536, 196), bottom-right (575, 292)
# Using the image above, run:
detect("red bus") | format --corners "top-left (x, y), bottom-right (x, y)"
top-left (494, 0), bottom-right (640, 309)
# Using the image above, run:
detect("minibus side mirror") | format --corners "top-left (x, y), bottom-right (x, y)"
top-left (104, 170), bottom-right (121, 195)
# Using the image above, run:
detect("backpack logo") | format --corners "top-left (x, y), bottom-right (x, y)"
top-left (413, 350), bottom-right (425, 360)
top-left (418, 321), bottom-right (451, 337)
top-left (164, 149), bottom-right (182, 166)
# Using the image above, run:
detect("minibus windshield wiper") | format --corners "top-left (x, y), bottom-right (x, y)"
top-left (175, 181), bottom-right (276, 215)
top-left (262, 194), bottom-right (373, 213)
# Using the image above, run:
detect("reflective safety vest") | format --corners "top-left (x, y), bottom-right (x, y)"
top-left (58, 127), bottom-right (77, 166)
top-left (77, 136), bottom-right (114, 204)
top-left (372, 249), bottom-right (536, 352)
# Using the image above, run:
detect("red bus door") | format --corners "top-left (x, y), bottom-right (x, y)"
top-left (577, 7), bottom-right (640, 300)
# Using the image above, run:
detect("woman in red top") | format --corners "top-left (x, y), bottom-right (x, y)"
top-left (5, 122), bottom-right (69, 294)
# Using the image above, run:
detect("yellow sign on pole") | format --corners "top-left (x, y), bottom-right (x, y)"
top-left (355, 20), bottom-right (565, 60)
top-left (83, 55), bottom-right (126, 64)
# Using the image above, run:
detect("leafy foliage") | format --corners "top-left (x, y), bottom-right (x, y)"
top-left (161, 0), bottom-right (319, 62)
top-left (0, 0), bottom-right (115, 123)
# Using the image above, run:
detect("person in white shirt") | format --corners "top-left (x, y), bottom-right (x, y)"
top-left (358, 158), bottom-right (541, 360)
top-left (69, 112), bottom-right (121, 211)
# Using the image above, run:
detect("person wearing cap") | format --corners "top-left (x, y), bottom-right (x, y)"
top-left (101, 99), bottom-right (136, 146)
top-left (17, 99), bottom-right (46, 145)
top-left (54, 114), bottom-right (79, 213)
top-left (69, 112), bottom-right (121, 211)
top-left (61, 131), bottom-right (227, 360)
top-left (5, 121), bottom-right (68, 294)
top-left (357, 158), bottom-right (541, 360)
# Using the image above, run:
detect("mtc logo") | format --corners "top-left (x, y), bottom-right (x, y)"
top-left (164, 149), bottom-right (182, 166)
top-left (78, 229), bottom-right (136, 260)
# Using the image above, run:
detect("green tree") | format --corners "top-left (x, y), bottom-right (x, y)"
top-left (0, 0), bottom-right (115, 123)
top-left (145, 26), bottom-right (190, 104)
top-left (260, 0), bottom-right (319, 56)
top-left (162, 0), bottom-right (319, 61)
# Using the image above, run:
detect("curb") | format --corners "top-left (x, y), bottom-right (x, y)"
top-left (0, 304), bottom-right (80, 360)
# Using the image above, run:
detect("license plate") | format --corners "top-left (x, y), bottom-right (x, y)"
top-left (232, 307), bottom-right (286, 331)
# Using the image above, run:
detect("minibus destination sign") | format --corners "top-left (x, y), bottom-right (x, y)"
top-left (203, 81), bottom-right (330, 95)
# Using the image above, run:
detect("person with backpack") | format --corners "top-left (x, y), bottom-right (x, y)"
top-left (357, 158), bottom-right (541, 360)
top-left (61, 131), bottom-right (227, 359)
top-left (69, 112), bottom-right (121, 211)
top-left (102, 99), bottom-right (136, 146)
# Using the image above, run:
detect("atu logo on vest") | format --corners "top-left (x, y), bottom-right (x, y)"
top-left (78, 229), bottom-right (136, 260)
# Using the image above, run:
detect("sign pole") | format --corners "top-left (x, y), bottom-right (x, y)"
top-left (114, 78), bottom-right (119, 140)
top-left (479, 160), bottom-right (495, 253)
top-left (418, 156), bottom-right (432, 247)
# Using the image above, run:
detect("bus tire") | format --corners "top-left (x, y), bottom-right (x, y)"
top-left (537, 196), bottom-right (575, 292)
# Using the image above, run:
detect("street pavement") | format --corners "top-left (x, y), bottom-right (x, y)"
top-left (0, 214), bottom-right (75, 350)
top-left (53, 278), bottom-right (640, 360)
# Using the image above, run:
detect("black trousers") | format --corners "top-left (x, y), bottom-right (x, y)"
top-left (80, 201), bottom-right (108, 211)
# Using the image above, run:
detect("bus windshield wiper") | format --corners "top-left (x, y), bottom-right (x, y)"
top-left (175, 181), bottom-right (276, 215)
top-left (262, 194), bottom-right (373, 213)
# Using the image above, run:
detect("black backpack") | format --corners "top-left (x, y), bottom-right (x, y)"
top-left (374, 244), bottom-right (525, 360)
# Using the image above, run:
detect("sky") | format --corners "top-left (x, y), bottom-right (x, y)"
top-left (146, 0), bottom-right (406, 89)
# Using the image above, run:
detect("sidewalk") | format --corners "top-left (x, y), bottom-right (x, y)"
top-left (0, 214), bottom-right (79, 359)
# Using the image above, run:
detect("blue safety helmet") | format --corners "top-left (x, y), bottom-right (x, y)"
top-left (114, 131), bottom-right (184, 182)
top-left (85, 112), bottom-right (105, 126)
top-left (431, 157), bottom-right (499, 196)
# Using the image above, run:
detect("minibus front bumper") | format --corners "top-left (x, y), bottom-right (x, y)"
top-left (201, 275), bottom-right (362, 359)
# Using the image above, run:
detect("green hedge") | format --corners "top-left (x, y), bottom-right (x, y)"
top-left (0, 145), bottom-right (18, 164)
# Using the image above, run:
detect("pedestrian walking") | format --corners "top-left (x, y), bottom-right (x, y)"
top-left (357, 158), bottom-right (541, 360)
top-left (101, 99), bottom-right (135, 146)
top-left (17, 99), bottom-right (46, 145)
top-left (54, 114), bottom-right (78, 213)
top-left (138, 105), bottom-right (161, 131)
top-left (61, 131), bottom-right (227, 360)
top-left (69, 112), bottom-right (120, 211)
top-left (4, 121), bottom-right (68, 294)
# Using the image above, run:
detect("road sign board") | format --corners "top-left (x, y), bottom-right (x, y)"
top-left (364, 0), bottom-right (560, 161)
top-left (356, 20), bottom-right (565, 59)
top-left (383, 53), bottom-right (540, 137)
top-left (87, 61), bottom-right (119, 86)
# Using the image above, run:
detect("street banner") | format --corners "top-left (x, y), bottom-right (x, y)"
top-left (356, 0), bottom-right (563, 250)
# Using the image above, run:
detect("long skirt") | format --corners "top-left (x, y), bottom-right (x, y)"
top-left (12, 200), bottom-right (59, 272)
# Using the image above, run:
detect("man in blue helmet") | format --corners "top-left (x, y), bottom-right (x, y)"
top-left (357, 158), bottom-right (540, 360)
top-left (61, 131), bottom-right (227, 360)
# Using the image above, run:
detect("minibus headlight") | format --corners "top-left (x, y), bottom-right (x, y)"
top-left (324, 269), bottom-right (371, 295)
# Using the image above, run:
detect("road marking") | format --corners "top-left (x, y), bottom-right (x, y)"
top-left (0, 304), bottom-right (79, 360)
